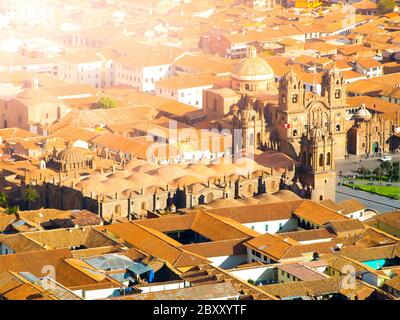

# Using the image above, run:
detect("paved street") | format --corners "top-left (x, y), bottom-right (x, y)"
top-left (336, 185), bottom-right (400, 213)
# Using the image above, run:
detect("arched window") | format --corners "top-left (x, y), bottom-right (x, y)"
top-left (198, 195), bottom-right (205, 204)
top-left (319, 195), bottom-right (323, 201)
top-left (245, 83), bottom-right (250, 90)
top-left (319, 153), bottom-right (324, 167)
top-left (293, 129), bottom-right (298, 137)
top-left (292, 94), bottom-right (298, 103)
top-left (335, 90), bottom-right (341, 99)
top-left (336, 124), bottom-right (340, 131)
top-left (326, 152), bottom-right (331, 166)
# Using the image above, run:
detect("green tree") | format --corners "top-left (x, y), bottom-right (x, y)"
top-left (380, 161), bottom-right (393, 177)
top-left (5, 206), bottom-right (18, 215)
top-left (98, 96), bottom-right (116, 109)
top-left (373, 166), bottom-right (384, 183)
top-left (377, 0), bottom-right (396, 14)
top-left (24, 186), bottom-right (39, 210)
top-left (391, 161), bottom-right (400, 181)
top-left (0, 192), bottom-right (8, 208)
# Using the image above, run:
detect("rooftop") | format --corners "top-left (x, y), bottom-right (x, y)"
top-left (277, 263), bottom-right (329, 281)
top-left (109, 282), bottom-right (239, 300)
top-left (293, 200), bottom-right (349, 226)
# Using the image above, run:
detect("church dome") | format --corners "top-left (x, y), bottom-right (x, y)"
top-left (354, 104), bottom-right (372, 121)
top-left (57, 145), bottom-right (86, 164)
top-left (231, 46), bottom-right (274, 81)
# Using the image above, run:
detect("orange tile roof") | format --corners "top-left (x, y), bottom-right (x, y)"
top-left (102, 222), bottom-right (208, 269)
top-left (347, 96), bottom-right (400, 114)
top-left (156, 72), bottom-right (218, 90)
top-left (355, 57), bottom-right (382, 69)
top-left (293, 200), bottom-right (349, 226)
top-left (205, 200), bottom-right (303, 223)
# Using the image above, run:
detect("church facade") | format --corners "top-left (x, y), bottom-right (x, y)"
top-left (203, 46), bottom-right (399, 201)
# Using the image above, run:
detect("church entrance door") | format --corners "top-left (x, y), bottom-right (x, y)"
top-left (372, 142), bottom-right (379, 154)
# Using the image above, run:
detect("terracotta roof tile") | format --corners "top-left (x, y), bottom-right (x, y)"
top-left (293, 200), bottom-right (348, 226)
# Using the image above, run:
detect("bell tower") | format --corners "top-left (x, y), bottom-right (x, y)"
top-left (299, 124), bottom-right (336, 202)
top-left (232, 96), bottom-right (265, 155)
top-left (279, 67), bottom-right (305, 112)
top-left (276, 68), bottom-right (306, 158)
top-left (321, 64), bottom-right (346, 108)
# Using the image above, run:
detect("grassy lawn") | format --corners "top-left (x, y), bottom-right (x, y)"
top-left (343, 183), bottom-right (400, 200)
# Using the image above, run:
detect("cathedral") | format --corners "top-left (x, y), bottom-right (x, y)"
top-left (203, 46), bottom-right (399, 202)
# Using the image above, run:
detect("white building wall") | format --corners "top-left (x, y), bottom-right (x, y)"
top-left (73, 288), bottom-right (121, 300)
top-left (247, 247), bottom-right (275, 264)
top-left (156, 87), bottom-right (177, 101)
top-left (297, 238), bottom-right (333, 245)
top-left (115, 63), bottom-right (173, 93)
top-left (177, 85), bottom-right (213, 108)
top-left (57, 60), bottom-right (114, 89)
top-left (243, 218), bottom-right (297, 234)
top-left (156, 85), bottom-right (213, 108)
top-left (136, 281), bottom-right (187, 293)
top-left (355, 66), bottom-right (383, 79)
top-left (228, 265), bottom-right (276, 283)
top-left (346, 209), bottom-right (365, 220)
top-left (209, 254), bottom-right (247, 269)
top-left (115, 63), bottom-right (141, 89)
top-left (72, 140), bottom-right (90, 150)
top-left (142, 64), bottom-right (173, 93)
